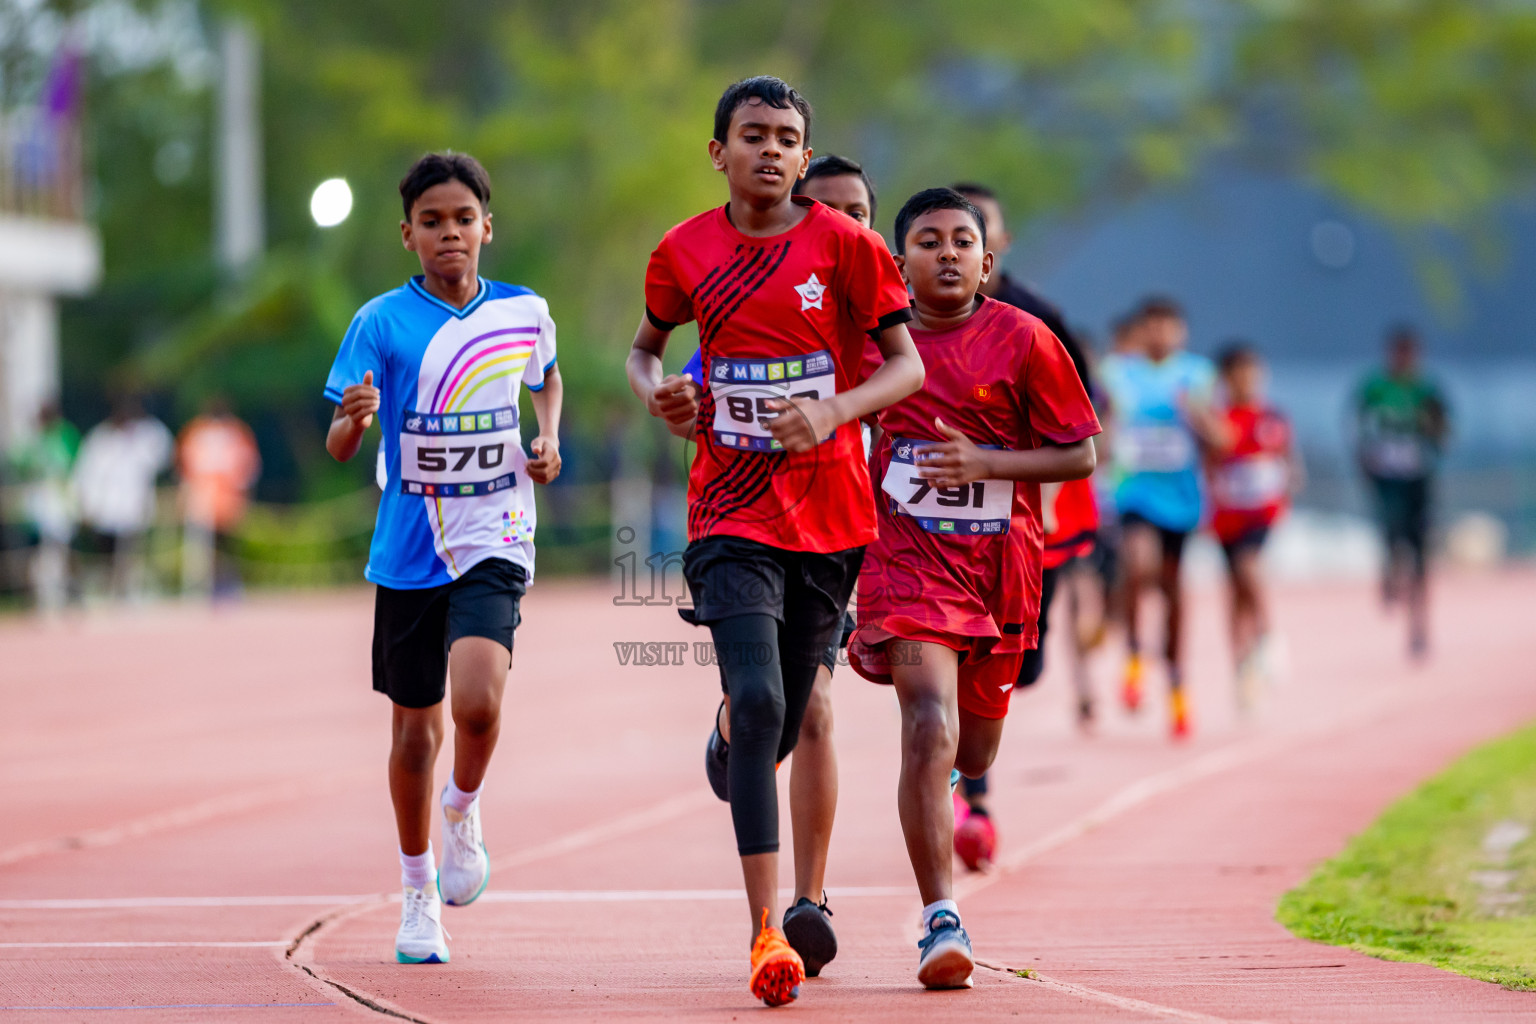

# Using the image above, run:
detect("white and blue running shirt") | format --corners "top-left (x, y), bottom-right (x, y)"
top-left (325, 276), bottom-right (557, 589)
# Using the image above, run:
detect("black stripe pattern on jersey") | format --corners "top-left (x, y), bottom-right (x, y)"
top-left (686, 240), bottom-right (800, 537)
top-left (693, 241), bottom-right (792, 345)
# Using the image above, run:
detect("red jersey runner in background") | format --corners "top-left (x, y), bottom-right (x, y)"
top-left (1043, 478), bottom-right (1098, 569)
top-left (645, 196), bottom-right (913, 552)
top-left (850, 297), bottom-right (1100, 717)
top-left (1209, 404), bottom-right (1293, 546)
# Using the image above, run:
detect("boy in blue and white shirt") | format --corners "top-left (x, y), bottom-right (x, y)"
top-left (325, 152), bottom-right (561, 965)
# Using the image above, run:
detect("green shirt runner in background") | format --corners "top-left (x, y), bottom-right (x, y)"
top-left (1355, 370), bottom-right (1449, 481)
top-left (1354, 327), bottom-right (1450, 659)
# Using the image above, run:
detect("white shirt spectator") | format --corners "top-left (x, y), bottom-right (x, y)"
top-left (74, 415), bottom-right (173, 536)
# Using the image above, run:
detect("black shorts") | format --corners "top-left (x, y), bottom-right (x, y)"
top-left (1121, 512), bottom-right (1189, 563)
top-left (372, 558), bottom-right (526, 709)
top-left (1220, 525), bottom-right (1270, 569)
top-left (818, 609), bottom-right (857, 674)
top-left (682, 534), bottom-right (864, 682)
top-left (1016, 563), bottom-right (1062, 689)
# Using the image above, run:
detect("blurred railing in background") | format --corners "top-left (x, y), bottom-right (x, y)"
top-left (0, 108), bottom-right (83, 221)
top-left (0, 478), bottom-right (623, 608)
top-left (0, 464), bottom-right (1529, 613)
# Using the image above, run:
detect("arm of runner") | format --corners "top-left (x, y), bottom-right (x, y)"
top-left (626, 316), bottom-right (699, 439)
top-left (1180, 392), bottom-right (1231, 453)
top-left (916, 418), bottom-right (1094, 488)
top-left (1040, 480), bottom-right (1062, 535)
top-left (526, 364), bottom-right (563, 485)
top-left (326, 370), bottom-right (380, 463)
top-left (764, 321), bottom-right (923, 454)
top-left (1288, 437), bottom-right (1307, 498)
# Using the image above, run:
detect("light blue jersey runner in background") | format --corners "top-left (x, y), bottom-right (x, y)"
top-left (1100, 350), bottom-right (1215, 534)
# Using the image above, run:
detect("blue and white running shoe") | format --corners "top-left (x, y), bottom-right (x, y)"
top-left (917, 909), bottom-right (974, 989)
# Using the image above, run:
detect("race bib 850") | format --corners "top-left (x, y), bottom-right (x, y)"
top-left (399, 405), bottom-right (519, 498)
top-left (881, 436), bottom-right (1014, 536)
top-left (708, 350), bottom-right (837, 452)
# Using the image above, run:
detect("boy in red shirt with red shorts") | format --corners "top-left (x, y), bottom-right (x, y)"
top-left (1207, 342), bottom-right (1301, 706)
top-left (848, 188), bottom-right (1098, 990)
top-left (626, 76), bottom-right (923, 1007)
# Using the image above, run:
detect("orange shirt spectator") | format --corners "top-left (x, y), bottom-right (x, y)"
top-left (178, 408), bottom-right (261, 531)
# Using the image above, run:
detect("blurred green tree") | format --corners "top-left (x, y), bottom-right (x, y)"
top-left (12, 0), bottom-right (1534, 503)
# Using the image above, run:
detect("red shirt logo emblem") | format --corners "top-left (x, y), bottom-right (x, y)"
top-left (973, 384), bottom-right (992, 401)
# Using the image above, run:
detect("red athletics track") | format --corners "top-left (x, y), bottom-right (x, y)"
top-left (3, 568), bottom-right (1535, 1022)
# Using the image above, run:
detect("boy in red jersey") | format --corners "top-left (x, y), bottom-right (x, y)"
top-left (673, 152), bottom-right (884, 979)
top-left (946, 183), bottom-right (1103, 872)
top-left (1207, 342), bottom-right (1301, 705)
top-left (625, 76), bottom-right (923, 1007)
top-left (847, 188), bottom-right (1098, 989)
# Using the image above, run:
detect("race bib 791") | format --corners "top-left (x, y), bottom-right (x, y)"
top-left (880, 436), bottom-right (1013, 536)
top-left (708, 350), bottom-right (837, 452)
top-left (399, 405), bottom-right (519, 498)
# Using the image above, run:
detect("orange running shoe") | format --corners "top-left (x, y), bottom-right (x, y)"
top-left (1169, 687), bottom-right (1190, 739)
top-left (749, 908), bottom-right (804, 1007)
top-left (1121, 654), bottom-right (1144, 712)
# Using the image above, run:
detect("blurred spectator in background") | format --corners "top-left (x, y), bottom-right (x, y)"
top-left (177, 396), bottom-right (261, 598)
top-left (10, 402), bottom-right (80, 613)
top-left (73, 394), bottom-right (172, 603)
top-left (1354, 325), bottom-right (1450, 659)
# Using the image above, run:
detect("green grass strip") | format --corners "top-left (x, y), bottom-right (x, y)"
top-left (1278, 719), bottom-right (1536, 989)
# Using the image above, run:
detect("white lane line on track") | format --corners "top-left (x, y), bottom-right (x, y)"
top-left (948, 686), bottom-right (1415, 1023)
top-left (0, 941), bottom-right (289, 949)
top-left (0, 886), bottom-right (912, 911)
top-left (957, 681), bottom-right (1408, 901)
top-left (0, 772), bottom-right (369, 868)
top-left (487, 788), bottom-right (717, 872)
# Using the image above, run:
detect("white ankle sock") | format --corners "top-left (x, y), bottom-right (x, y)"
top-left (400, 844), bottom-right (435, 892)
top-left (922, 899), bottom-right (959, 931)
top-left (444, 778), bottom-right (480, 814)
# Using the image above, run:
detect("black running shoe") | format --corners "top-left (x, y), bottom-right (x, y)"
top-left (705, 700), bottom-right (729, 802)
top-left (782, 895), bottom-right (837, 977)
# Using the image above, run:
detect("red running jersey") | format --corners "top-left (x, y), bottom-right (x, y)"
top-left (1044, 478), bottom-right (1098, 569)
top-left (645, 197), bottom-right (913, 552)
top-left (1209, 404), bottom-right (1292, 543)
top-left (858, 298), bottom-right (1100, 651)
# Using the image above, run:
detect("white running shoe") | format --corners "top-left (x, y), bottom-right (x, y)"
top-left (439, 787), bottom-right (490, 907)
top-left (395, 883), bottom-right (450, 964)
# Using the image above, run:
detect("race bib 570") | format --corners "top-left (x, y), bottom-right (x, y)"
top-left (881, 436), bottom-right (1014, 536)
top-left (708, 350), bottom-right (837, 452)
top-left (400, 405), bottom-right (519, 498)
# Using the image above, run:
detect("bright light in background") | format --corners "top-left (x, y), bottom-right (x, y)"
top-left (309, 178), bottom-right (353, 227)
top-left (1310, 219), bottom-right (1356, 269)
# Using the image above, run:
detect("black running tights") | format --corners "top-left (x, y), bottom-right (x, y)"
top-left (714, 613), bottom-right (821, 856)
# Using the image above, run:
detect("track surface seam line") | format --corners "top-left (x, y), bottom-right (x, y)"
top-left (274, 790), bottom-right (720, 1022)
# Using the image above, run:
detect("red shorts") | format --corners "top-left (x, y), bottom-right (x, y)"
top-left (856, 507), bottom-right (1039, 652)
top-left (847, 625), bottom-right (1023, 720)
